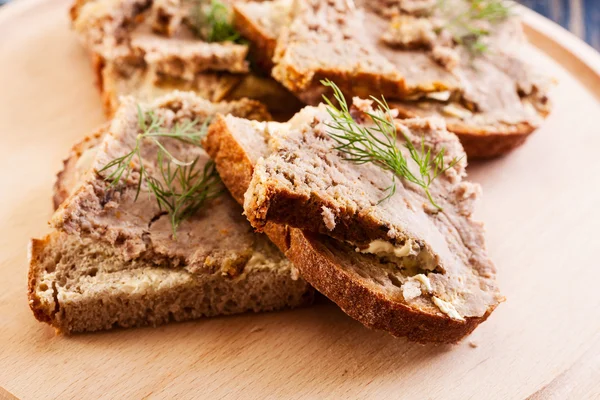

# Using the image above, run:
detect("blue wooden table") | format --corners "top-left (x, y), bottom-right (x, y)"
top-left (0, 0), bottom-right (598, 50)
top-left (519, 0), bottom-right (600, 49)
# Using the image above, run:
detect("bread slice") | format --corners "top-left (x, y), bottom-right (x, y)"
top-left (271, 0), bottom-right (406, 102)
top-left (72, 0), bottom-right (301, 117)
top-left (235, 0), bottom-right (552, 158)
top-left (29, 92), bottom-right (313, 333)
top-left (204, 99), bottom-right (503, 343)
top-left (29, 231), bottom-right (311, 333)
top-left (96, 57), bottom-right (243, 117)
top-left (233, 0), bottom-right (294, 72)
top-left (71, 0), bottom-right (249, 73)
top-left (71, 0), bottom-right (247, 115)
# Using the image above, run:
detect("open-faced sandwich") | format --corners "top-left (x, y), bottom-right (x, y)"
top-left (204, 82), bottom-right (504, 343)
top-left (29, 0), bottom-right (511, 342)
top-left (234, 0), bottom-right (553, 157)
top-left (28, 92), bottom-right (313, 333)
top-left (70, 0), bottom-right (303, 117)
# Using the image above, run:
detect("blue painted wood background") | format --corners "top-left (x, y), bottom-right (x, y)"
top-left (0, 0), bottom-right (598, 50)
top-left (519, 0), bottom-right (600, 49)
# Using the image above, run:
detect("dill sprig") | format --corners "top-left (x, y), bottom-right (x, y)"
top-left (321, 80), bottom-right (461, 209)
top-left (440, 0), bottom-right (512, 55)
top-left (98, 106), bottom-right (222, 235)
top-left (189, 0), bottom-right (241, 43)
top-left (148, 153), bottom-right (222, 234)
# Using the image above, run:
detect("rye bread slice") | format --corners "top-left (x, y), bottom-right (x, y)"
top-left (77, 7), bottom-right (302, 119)
top-left (29, 92), bottom-right (313, 333)
top-left (204, 100), bottom-right (503, 343)
top-left (29, 231), bottom-right (311, 334)
top-left (235, 0), bottom-right (551, 158)
top-left (71, 0), bottom-right (249, 73)
top-left (74, 1), bottom-right (300, 118)
top-left (96, 57), bottom-right (243, 117)
top-left (70, 0), bottom-right (244, 116)
top-left (51, 91), bottom-right (269, 264)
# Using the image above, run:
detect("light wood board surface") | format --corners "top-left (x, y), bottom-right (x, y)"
top-left (0, 1), bottom-right (599, 399)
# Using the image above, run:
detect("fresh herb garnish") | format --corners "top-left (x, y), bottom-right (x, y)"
top-left (99, 106), bottom-right (222, 235)
top-left (189, 0), bottom-right (241, 43)
top-left (148, 152), bottom-right (222, 234)
top-left (440, 0), bottom-right (512, 55)
top-left (321, 80), bottom-right (462, 209)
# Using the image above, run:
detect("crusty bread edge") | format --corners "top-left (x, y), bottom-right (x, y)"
top-left (233, 4), bottom-right (276, 73)
top-left (282, 227), bottom-right (492, 343)
top-left (53, 124), bottom-right (107, 209)
top-left (28, 236), bottom-right (55, 327)
top-left (272, 60), bottom-right (408, 106)
top-left (89, 53), bottom-right (122, 118)
top-left (204, 115), bottom-right (494, 343)
top-left (27, 232), bottom-right (315, 334)
top-left (33, 113), bottom-right (313, 334)
top-left (392, 103), bottom-right (548, 159)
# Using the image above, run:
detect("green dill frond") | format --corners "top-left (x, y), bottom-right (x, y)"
top-left (148, 154), bottom-right (223, 235)
top-left (98, 105), bottom-right (221, 235)
top-left (189, 0), bottom-right (242, 43)
top-left (321, 80), bottom-right (462, 209)
top-left (440, 0), bottom-right (513, 55)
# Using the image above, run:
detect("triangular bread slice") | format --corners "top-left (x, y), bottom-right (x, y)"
top-left (233, 0), bottom-right (552, 158)
top-left (204, 99), bottom-right (503, 343)
top-left (28, 92), bottom-right (312, 333)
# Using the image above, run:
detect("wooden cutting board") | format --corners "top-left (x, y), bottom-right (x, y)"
top-left (0, 1), bottom-right (599, 399)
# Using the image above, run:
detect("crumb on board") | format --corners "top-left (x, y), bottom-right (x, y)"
top-left (469, 341), bottom-right (478, 348)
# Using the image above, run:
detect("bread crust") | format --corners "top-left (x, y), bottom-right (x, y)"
top-left (282, 228), bottom-right (491, 343)
top-left (205, 116), bottom-right (494, 343)
top-left (53, 124), bottom-right (107, 209)
top-left (392, 103), bottom-right (536, 158)
top-left (28, 237), bottom-right (54, 325)
top-left (233, 0), bottom-right (551, 159)
top-left (31, 99), bottom-right (312, 333)
top-left (233, 4), bottom-right (277, 73)
top-left (273, 61), bottom-right (407, 106)
top-left (28, 234), bottom-right (314, 334)
top-left (90, 53), bottom-right (117, 117)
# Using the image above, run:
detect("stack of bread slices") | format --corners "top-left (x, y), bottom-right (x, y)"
top-left (30, 0), bottom-right (553, 343)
